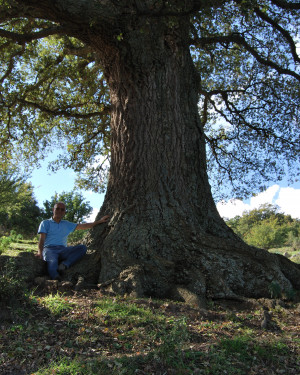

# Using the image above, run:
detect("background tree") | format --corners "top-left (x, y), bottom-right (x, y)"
top-left (41, 191), bottom-right (93, 223)
top-left (226, 204), bottom-right (300, 249)
top-left (0, 167), bottom-right (41, 236)
top-left (0, 0), bottom-right (299, 302)
top-left (0, 167), bottom-right (25, 206)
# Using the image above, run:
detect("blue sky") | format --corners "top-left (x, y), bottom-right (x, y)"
top-left (29, 157), bottom-right (300, 222)
top-left (217, 183), bottom-right (300, 220)
top-left (29, 160), bottom-right (105, 219)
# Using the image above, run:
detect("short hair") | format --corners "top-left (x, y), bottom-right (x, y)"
top-left (54, 201), bottom-right (66, 209)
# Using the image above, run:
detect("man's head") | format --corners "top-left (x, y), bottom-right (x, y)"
top-left (53, 202), bottom-right (66, 222)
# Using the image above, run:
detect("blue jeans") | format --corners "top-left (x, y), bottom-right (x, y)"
top-left (43, 244), bottom-right (87, 279)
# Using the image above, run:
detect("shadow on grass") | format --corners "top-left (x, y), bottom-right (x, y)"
top-left (1, 286), bottom-right (299, 375)
top-left (1, 252), bottom-right (299, 374)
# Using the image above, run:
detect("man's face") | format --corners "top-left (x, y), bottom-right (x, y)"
top-left (53, 203), bottom-right (66, 221)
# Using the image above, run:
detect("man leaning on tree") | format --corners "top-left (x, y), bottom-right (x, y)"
top-left (36, 201), bottom-right (109, 280)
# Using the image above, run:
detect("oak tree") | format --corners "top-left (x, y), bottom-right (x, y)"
top-left (0, 0), bottom-right (299, 303)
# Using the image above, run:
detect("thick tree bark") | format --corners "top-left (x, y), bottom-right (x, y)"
top-left (85, 16), bottom-right (300, 304)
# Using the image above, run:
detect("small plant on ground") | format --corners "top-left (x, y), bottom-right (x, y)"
top-left (269, 281), bottom-right (282, 299)
top-left (155, 317), bottom-right (189, 367)
top-left (94, 297), bottom-right (165, 326)
top-left (284, 288), bottom-right (296, 301)
top-left (40, 292), bottom-right (74, 315)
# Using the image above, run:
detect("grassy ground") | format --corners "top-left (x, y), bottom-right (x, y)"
top-left (268, 247), bottom-right (300, 264)
top-left (0, 242), bottom-right (299, 375)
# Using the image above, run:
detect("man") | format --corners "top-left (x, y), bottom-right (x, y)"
top-left (36, 201), bottom-right (109, 280)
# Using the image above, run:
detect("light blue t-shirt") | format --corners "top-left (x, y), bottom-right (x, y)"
top-left (38, 218), bottom-right (77, 247)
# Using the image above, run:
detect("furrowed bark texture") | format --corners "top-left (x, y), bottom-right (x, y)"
top-left (86, 16), bottom-right (300, 303)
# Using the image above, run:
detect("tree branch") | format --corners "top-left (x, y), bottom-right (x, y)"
top-left (232, 33), bottom-right (300, 81)
top-left (0, 26), bottom-right (67, 43)
top-left (133, 0), bottom-right (230, 17)
top-left (193, 33), bottom-right (300, 81)
top-left (17, 98), bottom-right (111, 119)
top-left (0, 45), bottom-right (24, 83)
top-left (254, 6), bottom-right (299, 64)
top-left (270, 0), bottom-right (300, 10)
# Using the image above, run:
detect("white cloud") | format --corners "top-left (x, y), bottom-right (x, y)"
top-left (216, 199), bottom-right (249, 219)
top-left (85, 184), bottom-right (300, 223)
top-left (276, 187), bottom-right (300, 220)
top-left (250, 185), bottom-right (280, 209)
top-left (217, 184), bottom-right (300, 220)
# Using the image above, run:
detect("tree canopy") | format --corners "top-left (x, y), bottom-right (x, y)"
top-left (226, 203), bottom-right (300, 249)
top-left (0, 167), bottom-right (41, 235)
top-left (0, 0), bottom-right (299, 200)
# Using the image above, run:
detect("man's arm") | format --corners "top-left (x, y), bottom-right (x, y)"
top-left (36, 232), bottom-right (46, 259)
top-left (75, 215), bottom-right (110, 230)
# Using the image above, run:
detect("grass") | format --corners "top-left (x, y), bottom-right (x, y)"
top-left (40, 292), bottom-right (75, 315)
top-left (269, 246), bottom-right (300, 264)
top-left (1, 286), bottom-right (299, 375)
top-left (0, 241), bottom-right (299, 374)
top-left (0, 238), bottom-right (37, 257)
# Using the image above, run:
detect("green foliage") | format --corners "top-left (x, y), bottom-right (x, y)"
top-left (269, 281), bottom-right (282, 299)
top-left (41, 190), bottom-right (93, 223)
top-left (268, 281), bottom-right (296, 301)
top-left (226, 204), bottom-right (300, 249)
top-left (68, 229), bottom-right (88, 245)
top-left (0, 18), bottom-right (110, 193)
top-left (33, 358), bottom-right (107, 375)
top-left (9, 230), bottom-right (23, 242)
top-left (0, 231), bottom-right (29, 254)
top-left (0, 167), bottom-right (41, 235)
top-left (245, 218), bottom-right (287, 249)
top-left (0, 167), bottom-right (25, 205)
top-left (284, 288), bottom-right (296, 302)
top-left (93, 298), bottom-right (189, 368)
top-left (0, 235), bottom-right (13, 254)
top-left (287, 231), bottom-right (300, 251)
top-left (191, 2), bottom-right (299, 200)
top-left (0, 1), bottom-right (298, 199)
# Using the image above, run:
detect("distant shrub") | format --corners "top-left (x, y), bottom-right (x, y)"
top-left (9, 230), bottom-right (23, 242)
top-left (68, 229), bottom-right (88, 245)
top-left (286, 232), bottom-right (300, 251)
top-left (0, 236), bottom-right (13, 254)
top-left (226, 204), bottom-right (300, 250)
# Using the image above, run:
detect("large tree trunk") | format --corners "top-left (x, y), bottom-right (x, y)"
top-left (8, 0), bottom-right (299, 302)
top-left (84, 16), bottom-right (300, 304)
